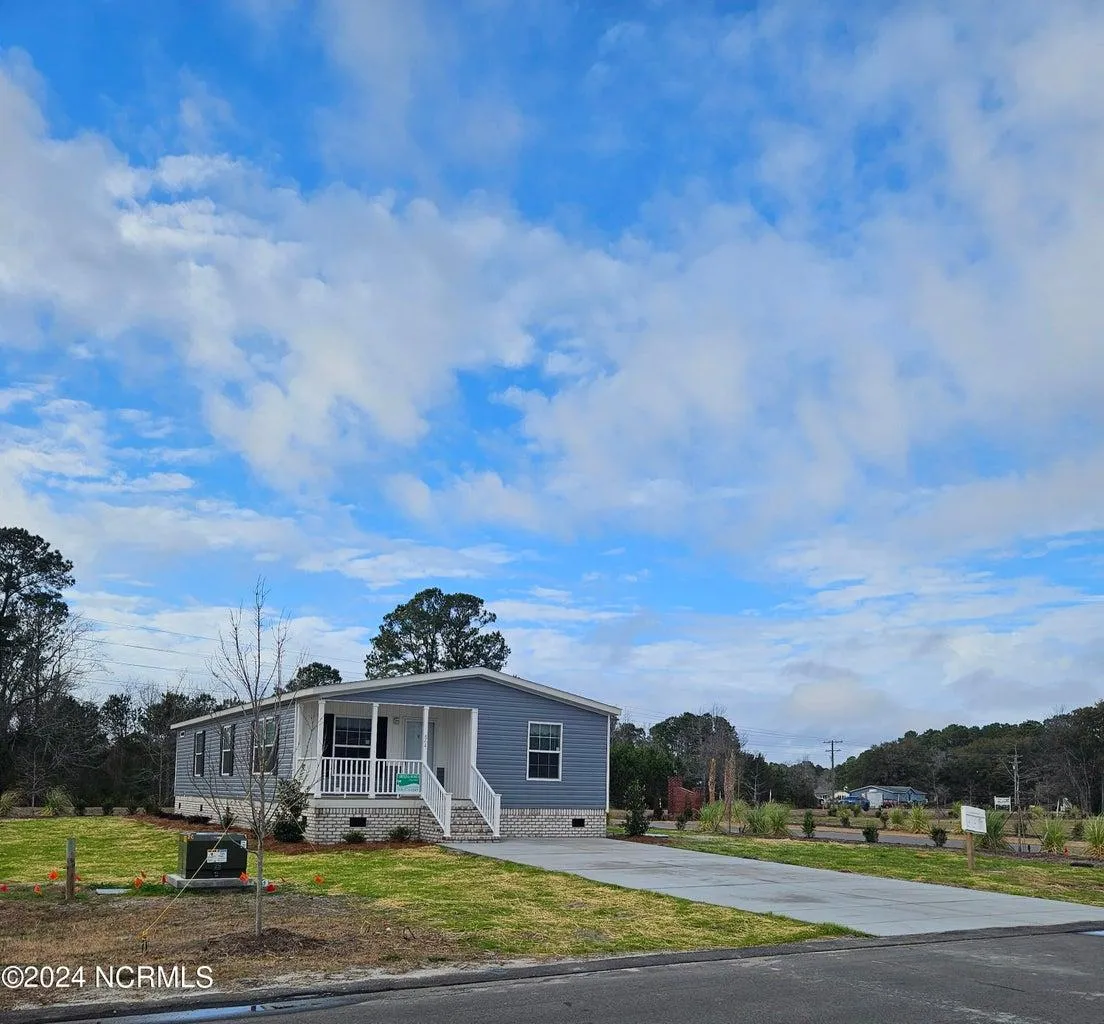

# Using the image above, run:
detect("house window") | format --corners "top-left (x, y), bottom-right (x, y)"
top-left (192, 732), bottom-right (206, 776)
top-left (527, 722), bottom-right (562, 781)
top-left (220, 724), bottom-right (235, 776)
top-left (333, 716), bottom-right (372, 760)
top-left (251, 717), bottom-right (279, 775)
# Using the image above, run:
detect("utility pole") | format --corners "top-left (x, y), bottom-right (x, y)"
top-left (824, 739), bottom-right (844, 796)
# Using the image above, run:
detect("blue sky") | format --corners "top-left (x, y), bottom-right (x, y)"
top-left (2, 1), bottom-right (1102, 763)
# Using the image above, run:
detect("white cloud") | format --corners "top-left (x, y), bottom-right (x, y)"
top-left (297, 542), bottom-right (517, 589)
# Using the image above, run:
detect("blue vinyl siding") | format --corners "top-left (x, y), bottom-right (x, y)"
top-left (173, 705), bottom-right (295, 804)
top-left (338, 677), bottom-right (610, 808)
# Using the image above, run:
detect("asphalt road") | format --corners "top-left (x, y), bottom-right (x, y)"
top-left (102, 930), bottom-right (1103, 1024)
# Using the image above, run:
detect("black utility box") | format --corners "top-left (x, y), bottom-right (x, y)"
top-left (178, 832), bottom-right (249, 878)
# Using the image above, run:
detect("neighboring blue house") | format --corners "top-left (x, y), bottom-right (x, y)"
top-left (849, 785), bottom-right (928, 808)
top-left (171, 668), bottom-right (620, 842)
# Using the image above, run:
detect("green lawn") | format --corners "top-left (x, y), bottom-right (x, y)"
top-left (0, 818), bottom-right (852, 957)
top-left (671, 834), bottom-right (1104, 907)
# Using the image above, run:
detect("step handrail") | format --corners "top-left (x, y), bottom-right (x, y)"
top-left (469, 765), bottom-right (501, 837)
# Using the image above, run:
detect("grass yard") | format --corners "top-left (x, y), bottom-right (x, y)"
top-left (671, 834), bottom-right (1104, 907)
top-left (0, 818), bottom-right (849, 965)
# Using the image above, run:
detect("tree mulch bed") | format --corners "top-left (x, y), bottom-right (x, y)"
top-left (0, 890), bottom-right (492, 1011)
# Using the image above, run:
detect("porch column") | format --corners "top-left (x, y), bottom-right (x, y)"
top-left (369, 702), bottom-right (378, 797)
top-left (314, 698), bottom-right (326, 797)
top-left (469, 709), bottom-right (478, 767)
top-left (421, 704), bottom-right (429, 768)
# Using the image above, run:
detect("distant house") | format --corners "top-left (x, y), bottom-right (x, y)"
top-left (849, 785), bottom-right (927, 808)
top-left (171, 668), bottom-right (620, 843)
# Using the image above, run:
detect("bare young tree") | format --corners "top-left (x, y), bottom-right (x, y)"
top-left (209, 578), bottom-right (293, 938)
top-left (723, 750), bottom-right (737, 834)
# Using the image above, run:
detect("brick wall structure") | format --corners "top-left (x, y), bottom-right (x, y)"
top-left (667, 776), bottom-right (704, 818)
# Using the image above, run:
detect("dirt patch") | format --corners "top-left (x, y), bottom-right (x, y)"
top-left (611, 835), bottom-right (672, 845)
top-left (0, 890), bottom-right (492, 1010)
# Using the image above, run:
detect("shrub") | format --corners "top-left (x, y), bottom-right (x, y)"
top-left (889, 807), bottom-right (906, 829)
top-left (908, 806), bottom-right (930, 834)
top-left (698, 801), bottom-right (726, 834)
top-left (764, 802), bottom-right (792, 838)
top-left (1070, 819), bottom-right (1085, 841)
top-left (0, 789), bottom-right (22, 818)
top-left (728, 799), bottom-right (750, 830)
top-left (220, 806), bottom-right (236, 830)
top-left (675, 816), bottom-right (687, 831)
top-left (802, 810), bottom-right (816, 838)
top-left (73, 802), bottom-right (86, 816)
top-left (127, 804), bottom-right (140, 816)
top-left (1039, 818), bottom-right (1066, 854)
top-left (838, 810), bottom-right (852, 828)
top-left (745, 805), bottom-right (769, 836)
top-left (387, 825), bottom-right (415, 842)
top-left (930, 826), bottom-right (948, 848)
top-left (343, 830), bottom-right (366, 844)
top-left (623, 780), bottom-right (651, 837)
top-left (102, 802), bottom-right (115, 816)
top-left (272, 818), bottom-right (305, 842)
top-left (675, 807), bottom-right (693, 831)
top-left (44, 787), bottom-right (74, 816)
top-left (878, 809), bottom-right (889, 826)
top-left (274, 777), bottom-right (309, 830)
top-left (1082, 816), bottom-right (1104, 857)
top-left (826, 806), bottom-right (837, 817)
top-left (862, 825), bottom-right (880, 843)
top-left (979, 810), bottom-right (1010, 852)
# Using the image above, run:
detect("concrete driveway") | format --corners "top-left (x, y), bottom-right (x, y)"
top-left (449, 838), bottom-right (1104, 937)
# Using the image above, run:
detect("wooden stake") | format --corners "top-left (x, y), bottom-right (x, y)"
top-left (65, 837), bottom-right (76, 900)
top-left (966, 831), bottom-right (975, 871)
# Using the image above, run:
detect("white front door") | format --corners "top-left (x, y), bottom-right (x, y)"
top-left (404, 718), bottom-right (435, 765)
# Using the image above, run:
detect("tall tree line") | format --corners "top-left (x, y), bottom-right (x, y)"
top-left (610, 710), bottom-right (825, 811)
top-left (837, 708), bottom-right (1104, 813)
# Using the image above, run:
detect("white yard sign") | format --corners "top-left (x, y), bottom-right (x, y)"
top-left (961, 805), bottom-right (987, 834)
top-left (993, 796), bottom-right (1012, 810)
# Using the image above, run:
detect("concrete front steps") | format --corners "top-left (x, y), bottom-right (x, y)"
top-left (440, 799), bottom-right (498, 842)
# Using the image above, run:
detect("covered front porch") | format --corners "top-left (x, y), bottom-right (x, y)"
top-left (293, 698), bottom-right (500, 838)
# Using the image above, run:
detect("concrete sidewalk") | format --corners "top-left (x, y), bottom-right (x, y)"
top-left (450, 838), bottom-right (1104, 936)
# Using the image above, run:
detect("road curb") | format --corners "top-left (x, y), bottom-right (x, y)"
top-left (9, 919), bottom-right (1104, 1024)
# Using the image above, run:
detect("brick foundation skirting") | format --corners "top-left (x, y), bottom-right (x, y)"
top-left (499, 808), bottom-right (606, 838)
top-left (175, 795), bottom-right (606, 842)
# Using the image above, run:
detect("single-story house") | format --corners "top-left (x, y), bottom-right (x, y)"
top-left (849, 785), bottom-right (927, 808)
top-left (171, 668), bottom-right (621, 843)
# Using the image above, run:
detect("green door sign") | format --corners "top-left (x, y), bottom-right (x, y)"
top-left (396, 772), bottom-right (421, 796)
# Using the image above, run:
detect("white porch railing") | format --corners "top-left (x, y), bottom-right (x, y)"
top-left (374, 758), bottom-right (422, 796)
top-left (319, 756), bottom-right (373, 795)
top-left (470, 765), bottom-right (501, 837)
top-left (316, 757), bottom-right (424, 796)
top-left (420, 763), bottom-right (452, 838)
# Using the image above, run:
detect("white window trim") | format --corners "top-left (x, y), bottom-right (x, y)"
top-left (251, 716), bottom-right (279, 776)
top-left (219, 723), bottom-right (235, 777)
top-left (526, 720), bottom-right (563, 782)
top-left (192, 730), bottom-right (206, 777)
